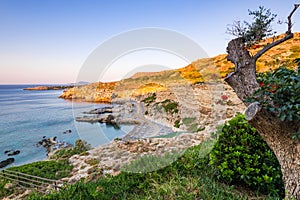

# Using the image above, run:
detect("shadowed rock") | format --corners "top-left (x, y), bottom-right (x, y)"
top-left (0, 158), bottom-right (14, 168)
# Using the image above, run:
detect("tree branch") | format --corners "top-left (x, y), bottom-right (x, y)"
top-left (253, 34), bottom-right (293, 61)
top-left (253, 4), bottom-right (299, 61)
top-left (287, 4), bottom-right (300, 34)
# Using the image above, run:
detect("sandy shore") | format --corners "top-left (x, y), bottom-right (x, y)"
top-left (75, 99), bottom-right (174, 139)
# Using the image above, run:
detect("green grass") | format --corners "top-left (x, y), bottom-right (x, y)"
top-left (0, 159), bottom-right (73, 199)
top-left (7, 160), bottom-right (73, 180)
top-left (0, 178), bottom-right (14, 199)
top-left (25, 142), bottom-right (280, 200)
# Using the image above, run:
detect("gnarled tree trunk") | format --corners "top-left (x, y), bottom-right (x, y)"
top-left (225, 34), bottom-right (300, 198)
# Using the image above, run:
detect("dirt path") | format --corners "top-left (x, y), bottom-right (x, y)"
top-left (124, 101), bottom-right (170, 139)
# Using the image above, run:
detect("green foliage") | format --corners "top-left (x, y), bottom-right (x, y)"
top-left (227, 6), bottom-right (277, 46)
top-left (209, 114), bottom-right (284, 197)
top-left (141, 93), bottom-right (156, 104)
top-left (50, 139), bottom-right (91, 159)
top-left (26, 140), bottom-right (282, 199)
top-left (161, 99), bottom-right (179, 114)
top-left (250, 66), bottom-right (300, 122)
top-left (7, 160), bottom-right (73, 180)
top-left (174, 119), bottom-right (180, 128)
top-left (0, 179), bottom-right (14, 198)
top-left (247, 62), bottom-right (300, 139)
top-left (121, 152), bottom-right (181, 173)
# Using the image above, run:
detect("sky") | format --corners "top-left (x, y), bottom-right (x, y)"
top-left (0, 0), bottom-right (300, 84)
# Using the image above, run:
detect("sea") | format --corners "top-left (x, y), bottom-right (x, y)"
top-left (0, 85), bottom-right (133, 168)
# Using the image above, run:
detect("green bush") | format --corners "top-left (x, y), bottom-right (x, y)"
top-left (50, 139), bottom-right (91, 159)
top-left (247, 64), bottom-right (300, 139)
top-left (141, 93), bottom-right (156, 104)
top-left (161, 100), bottom-right (178, 114)
top-left (209, 114), bottom-right (284, 197)
top-left (174, 119), bottom-right (180, 128)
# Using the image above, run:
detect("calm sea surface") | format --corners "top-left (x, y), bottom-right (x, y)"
top-left (0, 85), bottom-right (133, 168)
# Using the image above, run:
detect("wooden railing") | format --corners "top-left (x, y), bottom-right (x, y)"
top-left (0, 169), bottom-right (65, 193)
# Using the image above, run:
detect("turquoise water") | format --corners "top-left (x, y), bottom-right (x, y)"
top-left (0, 85), bottom-right (132, 168)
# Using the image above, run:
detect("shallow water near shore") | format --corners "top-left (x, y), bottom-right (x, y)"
top-left (0, 85), bottom-right (133, 169)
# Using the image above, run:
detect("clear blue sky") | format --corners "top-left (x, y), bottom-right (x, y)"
top-left (0, 0), bottom-right (299, 84)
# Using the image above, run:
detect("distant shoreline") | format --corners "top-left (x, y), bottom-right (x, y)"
top-left (23, 85), bottom-right (74, 91)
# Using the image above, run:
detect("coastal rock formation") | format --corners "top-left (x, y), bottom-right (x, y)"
top-left (37, 137), bottom-right (72, 155)
top-left (7, 150), bottom-right (20, 156)
top-left (0, 158), bottom-right (14, 168)
top-left (59, 82), bottom-right (116, 103)
top-left (139, 82), bottom-right (245, 131)
top-left (83, 107), bottom-right (113, 114)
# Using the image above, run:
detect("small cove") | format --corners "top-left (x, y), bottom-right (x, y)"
top-left (0, 85), bottom-right (133, 168)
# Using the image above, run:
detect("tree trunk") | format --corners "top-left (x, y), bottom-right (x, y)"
top-left (225, 37), bottom-right (300, 199)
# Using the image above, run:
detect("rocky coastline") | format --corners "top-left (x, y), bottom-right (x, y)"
top-left (17, 79), bottom-right (246, 184)
top-left (37, 136), bottom-right (73, 156)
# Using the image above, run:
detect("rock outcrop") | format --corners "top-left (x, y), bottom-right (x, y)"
top-left (59, 82), bottom-right (116, 103)
top-left (0, 158), bottom-right (14, 168)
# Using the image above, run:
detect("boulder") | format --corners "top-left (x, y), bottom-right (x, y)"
top-left (7, 150), bottom-right (20, 156)
top-left (0, 158), bottom-right (15, 168)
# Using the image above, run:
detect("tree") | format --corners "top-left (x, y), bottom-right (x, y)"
top-left (225, 4), bottom-right (300, 199)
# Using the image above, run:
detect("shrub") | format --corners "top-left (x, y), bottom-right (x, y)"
top-left (209, 114), bottom-right (284, 197)
top-left (50, 139), bottom-right (91, 159)
top-left (162, 101), bottom-right (178, 114)
top-left (247, 64), bottom-right (300, 139)
top-left (174, 119), bottom-right (180, 128)
top-left (142, 93), bottom-right (156, 104)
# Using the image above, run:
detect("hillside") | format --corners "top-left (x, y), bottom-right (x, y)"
top-left (60, 33), bottom-right (300, 103)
